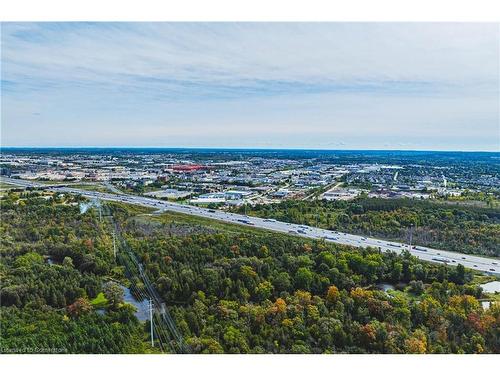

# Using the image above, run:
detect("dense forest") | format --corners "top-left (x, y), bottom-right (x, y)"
top-left (0, 192), bottom-right (151, 353)
top-left (233, 198), bottom-right (500, 257)
top-left (121, 210), bottom-right (500, 353)
top-left (1, 192), bottom-right (500, 353)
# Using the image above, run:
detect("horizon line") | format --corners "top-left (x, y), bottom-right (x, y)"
top-left (1, 146), bottom-right (499, 153)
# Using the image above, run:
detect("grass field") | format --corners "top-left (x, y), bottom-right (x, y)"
top-left (90, 292), bottom-right (108, 308)
top-left (70, 184), bottom-right (111, 193)
top-left (152, 209), bottom-right (307, 239)
top-left (0, 181), bottom-right (19, 189)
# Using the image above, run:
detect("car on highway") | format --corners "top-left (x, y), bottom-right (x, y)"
top-left (412, 247), bottom-right (427, 252)
top-left (432, 257), bottom-right (450, 263)
top-left (237, 219), bottom-right (255, 225)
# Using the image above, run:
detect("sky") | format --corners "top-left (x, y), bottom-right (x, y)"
top-left (1, 22), bottom-right (499, 150)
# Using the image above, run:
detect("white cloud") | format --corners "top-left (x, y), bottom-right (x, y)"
top-left (1, 22), bottom-right (499, 149)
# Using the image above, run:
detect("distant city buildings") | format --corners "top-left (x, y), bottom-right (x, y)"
top-left (1, 151), bottom-right (498, 205)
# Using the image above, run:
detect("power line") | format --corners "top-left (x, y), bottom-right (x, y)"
top-left (149, 299), bottom-right (154, 348)
top-left (112, 231), bottom-right (117, 260)
top-left (101, 204), bottom-right (189, 353)
top-left (128, 283), bottom-right (172, 352)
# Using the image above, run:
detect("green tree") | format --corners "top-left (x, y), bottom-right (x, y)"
top-left (103, 282), bottom-right (124, 308)
top-left (295, 267), bottom-right (314, 289)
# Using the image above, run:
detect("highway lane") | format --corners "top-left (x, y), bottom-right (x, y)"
top-left (2, 176), bottom-right (499, 275)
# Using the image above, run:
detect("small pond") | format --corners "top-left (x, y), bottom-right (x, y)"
top-left (376, 283), bottom-right (395, 292)
top-left (95, 285), bottom-right (150, 321)
top-left (120, 285), bottom-right (150, 322)
top-left (480, 281), bottom-right (500, 294)
top-left (481, 301), bottom-right (491, 310)
top-left (45, 256), bottom-right (60, 266)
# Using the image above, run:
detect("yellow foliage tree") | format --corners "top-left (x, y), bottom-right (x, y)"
top-left (326, 285), bottom-right (340, 303)
top-left (274, 298), bottom-right (287, 314)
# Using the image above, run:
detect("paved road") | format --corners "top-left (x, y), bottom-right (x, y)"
top-left (2, 176), bottom-right (499, 275)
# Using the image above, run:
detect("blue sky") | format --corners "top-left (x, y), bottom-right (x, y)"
top-left (1, 22), bottom-right (499, 150)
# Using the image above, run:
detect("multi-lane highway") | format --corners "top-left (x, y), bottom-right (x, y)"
top-left (2, 176), bottom-right (499, 275)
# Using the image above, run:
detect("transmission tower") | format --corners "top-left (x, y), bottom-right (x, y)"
top-left (150, 299), bottom-right (154, 347)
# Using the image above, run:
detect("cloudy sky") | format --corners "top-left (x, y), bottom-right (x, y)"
top-left (1, 22), bottom-right (499, 150)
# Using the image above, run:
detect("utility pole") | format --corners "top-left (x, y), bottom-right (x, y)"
top-left (149, 299), bottom-right (154, 347)
top-left (112, 231), bottom-right (117, 260)
top-left (408, 225), bottom-right (413, 250)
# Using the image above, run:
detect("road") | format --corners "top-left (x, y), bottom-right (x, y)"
top-left (2, 176), bottom-right (499, 275)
